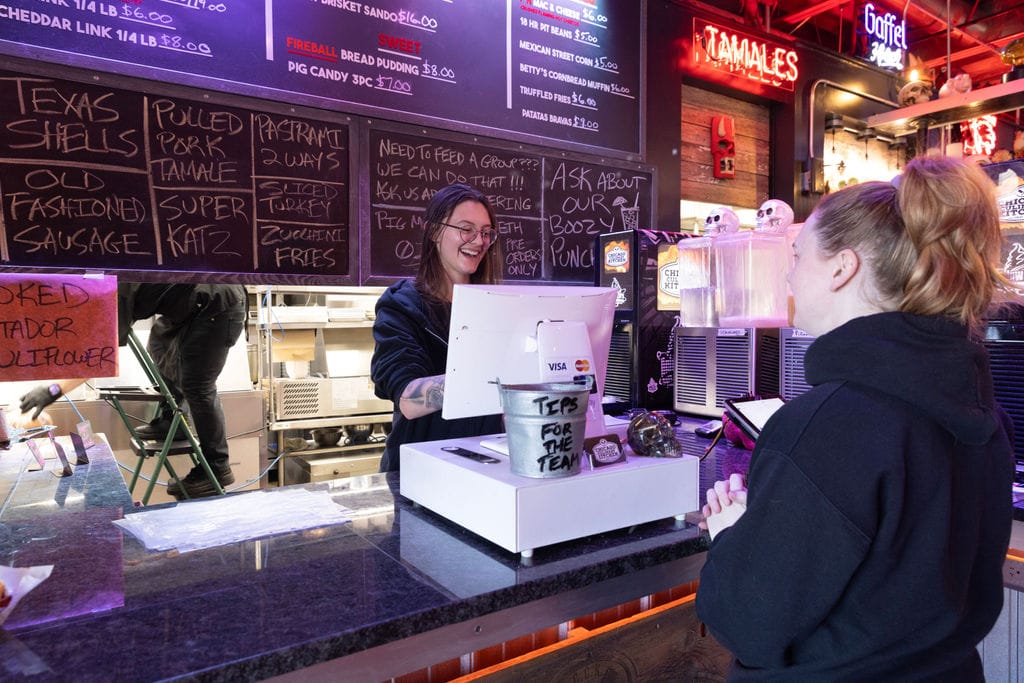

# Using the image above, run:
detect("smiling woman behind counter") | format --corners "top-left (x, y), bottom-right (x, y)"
top-left (370, 183), bottom-right (505, 472)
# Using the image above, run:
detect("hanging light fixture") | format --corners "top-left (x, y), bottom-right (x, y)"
top-left (858, 128), bottom-right (877, 160)
top-left (824, 113), bottom-right (845, 132)
top-left (889, 138), bottom-right (908, 170)
top-left (825, 112), bottom-right (844, 155)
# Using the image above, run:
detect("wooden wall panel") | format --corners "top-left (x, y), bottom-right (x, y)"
top-left (681, 84), bottom-right (771, 210)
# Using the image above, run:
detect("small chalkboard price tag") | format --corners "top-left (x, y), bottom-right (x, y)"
top-left (585, 434), bottom-right (626, 468)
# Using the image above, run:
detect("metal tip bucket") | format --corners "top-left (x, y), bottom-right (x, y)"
top-left (498, 381), bottom-right (591, 478)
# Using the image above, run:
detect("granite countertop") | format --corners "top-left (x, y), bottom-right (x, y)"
top-left (2, 419), bottom-right (1021, 681)
top-left (0, 422), bottom-right (732, 682)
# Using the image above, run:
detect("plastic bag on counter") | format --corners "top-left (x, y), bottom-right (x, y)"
top-left (113, 488), bottom-right (352, 553)
top-left (0, 564), bottom-right (53, 628)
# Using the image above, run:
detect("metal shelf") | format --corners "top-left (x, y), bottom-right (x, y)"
top-left (867, 79), bottom-right (1024, 137)
top-left (269, 412), bottom-right (392, 433)
top-left (246, 285), bottom-right (384, 297)
top-left (252, 320), bottom-right (375, 330)
top-left (252, 284), bottom-right (393, 486)
top-left (285, 440), bottom-right (386, 457)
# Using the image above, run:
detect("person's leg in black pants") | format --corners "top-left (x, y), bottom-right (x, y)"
top-left (150, 305), bottom-right (246, 497)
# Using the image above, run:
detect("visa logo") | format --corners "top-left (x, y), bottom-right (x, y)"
top-left (547, 361), bottom-right (568, 372)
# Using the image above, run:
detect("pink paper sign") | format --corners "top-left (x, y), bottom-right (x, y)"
top-left (0, 274), bottom-right (118, 381)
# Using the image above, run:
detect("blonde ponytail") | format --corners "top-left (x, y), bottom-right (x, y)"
top-left (895, 157), bottom-right (1010, 328)
top-left (811, 156), bottom-right (1018, 329)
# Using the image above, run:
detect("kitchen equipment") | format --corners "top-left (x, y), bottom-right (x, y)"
top-left (677, 235), bottom-right (717, 327)
top-left (311, 428), bottom-right (342, 448)
top-left (283, 452), bottom-right (382, 484)
top-left (673, 327), bottom-right (780, 417)
top-left (596, 229), bottom-right (692, 412)
top-left (271, 378), bottom-right (391, 420)
top-left (345, 424), bottom-right (373, 444)
top-left (713, 231), bottom-right (789, 327)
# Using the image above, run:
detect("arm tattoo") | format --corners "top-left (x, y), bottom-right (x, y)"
top-left (404, 376), bottom-right (445, 412)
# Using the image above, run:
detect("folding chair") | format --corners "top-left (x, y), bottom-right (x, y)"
top-left (99, 329), bottom-right (224, 504)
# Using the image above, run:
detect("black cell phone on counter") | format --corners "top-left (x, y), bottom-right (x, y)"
top-left (441, 446), bottom-right (501, 464)
top-left (695, 419), bottom-right (723, 438)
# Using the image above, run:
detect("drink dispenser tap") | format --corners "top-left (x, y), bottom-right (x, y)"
top-left (677, 206), bottom-right (740, 327)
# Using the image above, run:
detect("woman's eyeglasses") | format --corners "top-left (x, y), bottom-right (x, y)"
top-left (440, 222), bottom-right (498, 246)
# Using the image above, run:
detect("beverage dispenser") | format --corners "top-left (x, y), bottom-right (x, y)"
top-left (671, 203), bottom-right (794, 416)
top-left (677, 235), bottom-right (716, 327)
top-left (713, 230), bottom-right (790, 327)
top-left (596, 229), bottom-right (691, 412)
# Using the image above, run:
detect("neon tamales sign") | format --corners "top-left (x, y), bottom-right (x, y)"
top-left (692, 20), bottom-right (799, 92)
top-left (863, 3), bottom-right (907, 70)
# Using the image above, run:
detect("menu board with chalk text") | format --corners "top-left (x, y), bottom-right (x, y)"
top-left (0, 0), bottom-right (642, 156)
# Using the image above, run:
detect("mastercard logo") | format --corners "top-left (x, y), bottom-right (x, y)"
top-left (575, 359), bottom-right (591, 372)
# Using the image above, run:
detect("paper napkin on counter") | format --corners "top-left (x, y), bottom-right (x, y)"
top-left (114, 488), bottom-right (351, 553)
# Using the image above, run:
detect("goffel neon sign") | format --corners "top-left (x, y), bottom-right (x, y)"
top-left (693, 20), bottom-right (799, 92)
top-left (863, 3), bottom-right (907, 70)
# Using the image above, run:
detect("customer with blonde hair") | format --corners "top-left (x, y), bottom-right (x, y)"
top-left (698, 156), bottom-right (1019, 680)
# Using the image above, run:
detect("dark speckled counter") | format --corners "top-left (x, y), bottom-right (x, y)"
top-left (3, 423), bottom-right (1022, 681)
top-left (0, 424), bottom-right (737, 682)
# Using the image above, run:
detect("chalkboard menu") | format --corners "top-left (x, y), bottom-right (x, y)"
top-left (367, 127), bottom-right (653, 284)
top-left (0, 69), bottom-right (350, 278)
top-left (0, 0), bottom-right (641, 155)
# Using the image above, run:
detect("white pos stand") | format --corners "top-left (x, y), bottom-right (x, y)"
top-left (400, 435), bottom-right (700, 558)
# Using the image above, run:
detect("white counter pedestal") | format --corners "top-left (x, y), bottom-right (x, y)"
top-left (400, 435), bottom-right (700, 557)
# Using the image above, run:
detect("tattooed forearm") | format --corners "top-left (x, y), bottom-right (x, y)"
top-left (401, 375), bottom-right (446, 416)
top-left (425, 379), bottom-right (444, 410)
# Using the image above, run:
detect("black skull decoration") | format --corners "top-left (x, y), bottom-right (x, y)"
top-left (627, 411), bottom-right (683, 458)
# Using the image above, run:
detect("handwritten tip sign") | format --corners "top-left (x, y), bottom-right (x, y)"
top-left (0, 274), bottom-right (118, 382)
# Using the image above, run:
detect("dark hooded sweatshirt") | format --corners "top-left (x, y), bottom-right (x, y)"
top-left (371, 279), bottom-right (503, 472)
top-left (697, 312), bottom-right (1014, 681)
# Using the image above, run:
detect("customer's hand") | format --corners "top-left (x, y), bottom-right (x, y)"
top-left (19, 385), bottom-right (58, 419)
top-left (700, 472), bottom-right (747, 530)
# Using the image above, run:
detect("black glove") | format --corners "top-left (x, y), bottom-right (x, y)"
top-left (20, 385), bottom-right (59, 420)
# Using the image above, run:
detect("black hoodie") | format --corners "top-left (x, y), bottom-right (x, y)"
top-left (697, 312), bottom-right (1014, 681)
top-left (371, 279), bottom-right (503, 471)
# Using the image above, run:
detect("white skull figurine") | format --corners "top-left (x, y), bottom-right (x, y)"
top-left (897, 80), bottom-right (934, 107)
top-left (704, 207), bottom-right (740, 235)
top-left (939, 73), bottom-right (972, 98)
top-left (756, 199), bottom-right (794, 233)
